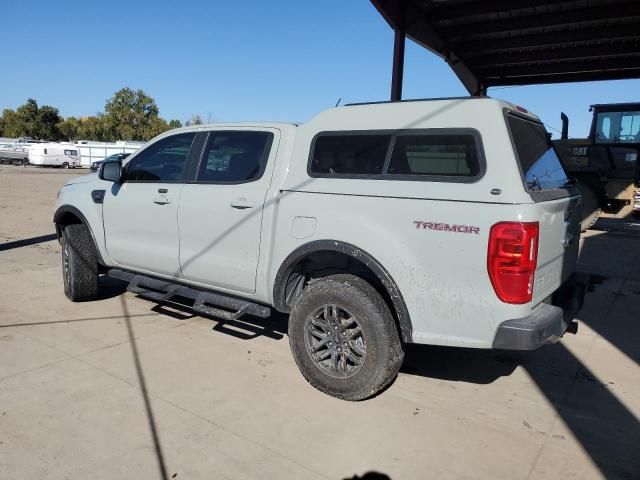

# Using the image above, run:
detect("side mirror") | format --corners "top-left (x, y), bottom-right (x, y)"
top-left (99, 160), bottom-right (122, 183)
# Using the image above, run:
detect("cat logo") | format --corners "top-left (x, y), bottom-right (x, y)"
top-left (572, 146), bottom-right (588, 156)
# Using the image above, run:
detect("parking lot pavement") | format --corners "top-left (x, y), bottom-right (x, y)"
top-left (1, 166), bottom-right (639, 480)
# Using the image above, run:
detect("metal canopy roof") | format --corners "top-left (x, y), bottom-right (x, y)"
top-left (371, 0), bottom-right (640, 96)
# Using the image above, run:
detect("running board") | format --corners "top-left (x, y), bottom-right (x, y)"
top-left (108, 269), bottom-right (271, 320)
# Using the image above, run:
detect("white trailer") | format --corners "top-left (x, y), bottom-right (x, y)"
top-left (29, 143), bottom-right (81, 168)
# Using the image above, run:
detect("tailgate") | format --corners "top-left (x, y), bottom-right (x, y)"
top-left (531, 195), bottom-right (581, 304)
top-left (505, 111), bottom-right (582, 305)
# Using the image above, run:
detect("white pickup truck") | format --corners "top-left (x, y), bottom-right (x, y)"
top-left (54, 97), bottom-right (586, 400)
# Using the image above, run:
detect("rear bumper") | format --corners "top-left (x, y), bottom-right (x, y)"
top-left (492, 273), bottom-right (588, 350)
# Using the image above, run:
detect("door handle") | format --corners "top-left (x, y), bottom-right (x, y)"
top-left (154, 187), bottom-right (170, 204)
top-left (230, 199), bottom-right (255, 209)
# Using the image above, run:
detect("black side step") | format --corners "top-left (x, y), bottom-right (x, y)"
top-left (108, 269), bottom-right (270, 320)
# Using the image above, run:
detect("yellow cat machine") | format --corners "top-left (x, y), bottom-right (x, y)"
top-left (554, 104), bottom-right (640, 230)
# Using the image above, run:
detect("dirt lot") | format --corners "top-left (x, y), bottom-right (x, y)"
top-left (1, 165), bottom-right (639, 480)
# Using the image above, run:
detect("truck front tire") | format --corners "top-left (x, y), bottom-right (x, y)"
top-left (288, 274), bottom-right (404, 401)
top-left (61, 224), bottom-right (98, 301)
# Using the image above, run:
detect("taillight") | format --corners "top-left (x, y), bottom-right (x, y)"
top-left (487, 222), bottom-right (539, 304)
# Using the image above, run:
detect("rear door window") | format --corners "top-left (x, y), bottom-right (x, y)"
top-left (196, 131), bottom-right (274, 183)
top-left (507, 114), bottom-right (569, 191)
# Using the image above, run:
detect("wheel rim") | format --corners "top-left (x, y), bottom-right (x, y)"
top-left (304, 304), bottom-right (366, 378)
top-left (62, 240), bottom-right (70, 290)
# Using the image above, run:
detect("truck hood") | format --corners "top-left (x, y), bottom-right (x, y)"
top-left (63, 174), bottom-right (95, 187)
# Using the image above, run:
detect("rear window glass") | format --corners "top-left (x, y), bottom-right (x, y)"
top-left (309, 134), bottom-right (391, 175)
top-left (387, 134), bottom-right (480, 177)
top-left (507, 114), bottom-right (569, 191)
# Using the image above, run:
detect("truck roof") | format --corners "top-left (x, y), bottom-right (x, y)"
top-left (305, 96), bottom-right (540, 129)
top-left (167, 97), bottom-right (540, 138)
top-left (174, 122), bottom-right (299, 133)
top-left (344, 96), bottom-right (494, 106)
top-left (590, 103), bottom-right (640, 112)
top-left (346, 96), bottom-right (538, 117)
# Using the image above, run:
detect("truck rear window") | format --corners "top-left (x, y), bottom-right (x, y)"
top-left (507, 114), bottom-right (569, 191)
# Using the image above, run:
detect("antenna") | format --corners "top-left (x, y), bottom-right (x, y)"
top-left (335, 98), bottom-right (342, 107)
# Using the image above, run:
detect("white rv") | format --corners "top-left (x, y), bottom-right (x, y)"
top-left (29, 143), bottom-right (81, 168)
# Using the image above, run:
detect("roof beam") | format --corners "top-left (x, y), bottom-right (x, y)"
top-left (486, 68), bottom-right (640, 87)
top-left (481, 57), bottom-right (640, 79)
top-left (427, 0), bottom-right (582, 22)
top-left (465, 41), bottom-right (640, 68)
top-left (453, 21), bottom-right (640, 55)
top-left (436, 2), bottom-right (640, 41)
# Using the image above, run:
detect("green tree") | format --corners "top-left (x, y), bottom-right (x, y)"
top-left (103, 87), bottom-right (166, 141)
top-left (1, 89), bottom-right (184, 141)
top-left (35, 105), bottom-right (62, 140)
top-left (17, 98), bottom-right (39, 137)
top-left (143, 117), bottom-right (171, 141)
top-left (1, 108), bottom-right (22, 138)
top-left (79, 115), bottom-right (108, 141)
top-left (58, 116), bottom-right (82, 141)
top-left (0, 99), bottom-right (63, 140)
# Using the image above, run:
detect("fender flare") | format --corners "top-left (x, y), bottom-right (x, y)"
top-left (53, 205), bottom-right (106, 265)
top-left (273, 240), bottom-right (413, 342)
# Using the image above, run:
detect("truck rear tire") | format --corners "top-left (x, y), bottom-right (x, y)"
top-left (579, 184), bottom-right (602, 231)
top-left (61, 224), bottom-right (98, 301)
top-left (288, 274), bottom-right (404, 401)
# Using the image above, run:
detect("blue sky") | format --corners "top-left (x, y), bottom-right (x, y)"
top-left (1, 0), bottom-right (638, 138)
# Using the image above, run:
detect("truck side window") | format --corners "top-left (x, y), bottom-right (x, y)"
top-left (125, 133), bottom-right (196, 182)
top-left (196, 131), bottom-right (274, 183)
top-left (387, 134), bottom-right (480, 177)
top-left (310, 134), bottom-right (391, 175)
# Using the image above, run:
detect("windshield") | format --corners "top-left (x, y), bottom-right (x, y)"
top-left (507, 113), bottom-right (570, 191)
top-left (594, 110), bottom-right (640, 144)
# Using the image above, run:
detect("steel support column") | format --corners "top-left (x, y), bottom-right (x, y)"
top-left (391, 27), bottom-right (405, 101)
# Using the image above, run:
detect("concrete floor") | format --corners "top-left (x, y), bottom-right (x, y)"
top-left (0, 165), bottom-right (639, 480)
